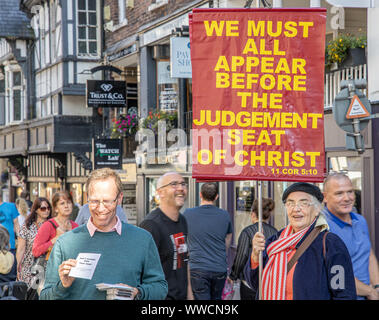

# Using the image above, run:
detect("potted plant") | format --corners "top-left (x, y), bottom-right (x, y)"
top-left (141, 110), bottom-right (178, 134)
top-left (326, 34), bottom-right (366, 69)
top-left (111, 114), bottom-right (139, 138)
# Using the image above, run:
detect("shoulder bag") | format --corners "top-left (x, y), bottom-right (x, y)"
top-left (287, 226), bottom-right (328, 273)
top-left (31, 220), bottom-right (57, 275)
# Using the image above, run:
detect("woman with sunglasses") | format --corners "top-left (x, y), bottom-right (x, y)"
top-left (32, 191), bottom-right (78, 263)
top-left (16, 197), bottom-right (52, 296)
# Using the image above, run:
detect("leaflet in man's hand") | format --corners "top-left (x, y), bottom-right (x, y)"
top-left (68, 253), bottom-right (101, 280)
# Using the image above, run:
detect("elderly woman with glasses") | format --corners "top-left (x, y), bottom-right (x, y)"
top-left (244, 182), bottom-right (357, 300)
top-left (16, 198), bottom-right (52, 293)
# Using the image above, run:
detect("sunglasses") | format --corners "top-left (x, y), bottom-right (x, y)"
top-left (39, 206), bottom-right (50, 212)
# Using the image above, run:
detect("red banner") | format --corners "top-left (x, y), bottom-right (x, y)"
top-left (190, 8), bottom-right (327, 182)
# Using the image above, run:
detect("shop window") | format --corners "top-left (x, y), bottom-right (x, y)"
top-left (69, 183), bottom-right (84, 206)
top-left (122, 184), bottom-right (137, 225)
top-left (157, 61), bottom-right (179, 112)
top-left (234, 181), bottom-right (255, 243)
top-left (233, 181), bottom-right (274, 244)
top-left (272, 181), bottom-right (290, 231)
top-left (126, 82), bottom-right (138, 113)
top-left (34, 182), bottom-right (62, 203)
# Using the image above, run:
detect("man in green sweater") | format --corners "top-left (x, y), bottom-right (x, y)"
top-left (40, 168), bottom-right (167, 300)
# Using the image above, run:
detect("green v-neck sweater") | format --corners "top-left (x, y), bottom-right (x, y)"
top-left (39, 223), bottom-right (167, 300)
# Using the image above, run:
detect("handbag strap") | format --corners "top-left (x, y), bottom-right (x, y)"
top-left (48, 220), bottom-right (58, 229)
top-left (287, 226), bottom-right (322, 273)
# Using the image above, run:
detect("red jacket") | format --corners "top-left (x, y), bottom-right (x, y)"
top-left (32, 218), bottom-right (78, 258)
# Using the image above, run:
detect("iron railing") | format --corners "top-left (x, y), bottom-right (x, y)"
top-left (324, 64), bottom-right (367, 109)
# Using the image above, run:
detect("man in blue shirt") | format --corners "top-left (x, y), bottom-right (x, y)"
top-left (323, 173), bottom-right (379, 300)
top-left (0, 194), bottom-right (19, 281)
top-left (0, 195), bottom-right (19, 254)
top-left (183, 183), bottom-right (233, 300)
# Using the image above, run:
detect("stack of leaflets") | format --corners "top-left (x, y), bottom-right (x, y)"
top-left (96, 283), bottom-right (134, 300)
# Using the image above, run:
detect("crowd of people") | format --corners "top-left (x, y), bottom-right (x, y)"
top-left (0, 168), bottom-right (378, 300)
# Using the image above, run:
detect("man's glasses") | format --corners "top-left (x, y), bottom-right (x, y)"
top-left (285, 199), bottom-right (313, 210)
top-left (88, 194), bottom-right (119, 208)
top-left (39, 206), bottom-right (50, 212)
top-left (158, 181), bottom-right (188, 190)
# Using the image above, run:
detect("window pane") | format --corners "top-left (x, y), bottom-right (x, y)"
top-left (89, 12), bottom-right (97, 25)
top-left (78, 12), bottom-right (87, 25)
top-left (157, 61), bottom-right (178, 112)
top-left (78, 41), bottom-right (87, 54)
top-left (0, 79), bottom-right (5, 92)
top-left (88, 27), bottom-right (96, 40)
top-left (78, 0), bottom-right (86, 10)
top-left (118, 0), bottom-right (125, 22)
top-left (13, 72), bottom-right (21, 86)
top-left (234, 181), bottom-right (256, 243)
top-left (88, 0), bottom-right (96, 11)
top-left (79, 27), bottom-right (86, 39)
top-left (13, 90), bottom-right (21, 121)
top-left (89, 41), bottom-right (97, 55)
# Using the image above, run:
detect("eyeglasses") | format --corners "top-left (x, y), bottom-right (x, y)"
top-left (39, 206), bottom-right (50, 212)
top-left (158, 181), bottom-right (188, 190)
top-left (88, 194), bottom-right (119, 208)
top-left (285, 200), bottom-right (313, 210)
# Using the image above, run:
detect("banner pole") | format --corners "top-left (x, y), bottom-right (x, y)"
top-left (258, 180), bottom-right (263, 300)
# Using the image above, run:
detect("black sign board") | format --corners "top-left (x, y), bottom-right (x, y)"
top-left (86, 80), bottom-right (126, 108)
top-left (93, 139), bottom-right (123, 170)
top-left (107, 43), bottom-right (138, 62)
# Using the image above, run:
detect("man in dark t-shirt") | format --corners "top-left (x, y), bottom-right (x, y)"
top-left (140, 172), bottom-right (191, 300)
top-left (183, 183), bottom-right (233, 300)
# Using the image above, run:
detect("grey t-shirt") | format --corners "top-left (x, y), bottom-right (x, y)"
top-left (183, 205), bottom-right (233, 273)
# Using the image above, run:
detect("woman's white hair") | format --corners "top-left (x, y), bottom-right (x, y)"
top-left (310, 195), bottom-right (323, 214)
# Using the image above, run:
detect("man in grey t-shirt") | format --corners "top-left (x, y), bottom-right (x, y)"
top-left (183, 183), bottom-right (233, 300)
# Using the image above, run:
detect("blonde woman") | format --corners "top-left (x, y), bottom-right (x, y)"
top-left (0, 225), bottom-right (17, 282)
top-left (15, 198), bottom-right (30, 237)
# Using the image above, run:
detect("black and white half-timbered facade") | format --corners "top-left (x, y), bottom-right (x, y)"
top-left (0, 0), bottom-right (104, 203)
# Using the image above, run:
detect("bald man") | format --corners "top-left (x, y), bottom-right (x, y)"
top-left (140, 172), bottom-right (192, 300)
top-left (323, 173), bottom-right (379, 300)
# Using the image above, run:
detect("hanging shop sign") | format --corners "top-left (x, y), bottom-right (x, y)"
top-left (190, 8), bottom-right (327, 182)
top-left (93, 139), bottom-right (123, 170)
top-left (86, 80), bottom-right (126, 108)
top-left (170, 37), bottom-right (192, 78)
